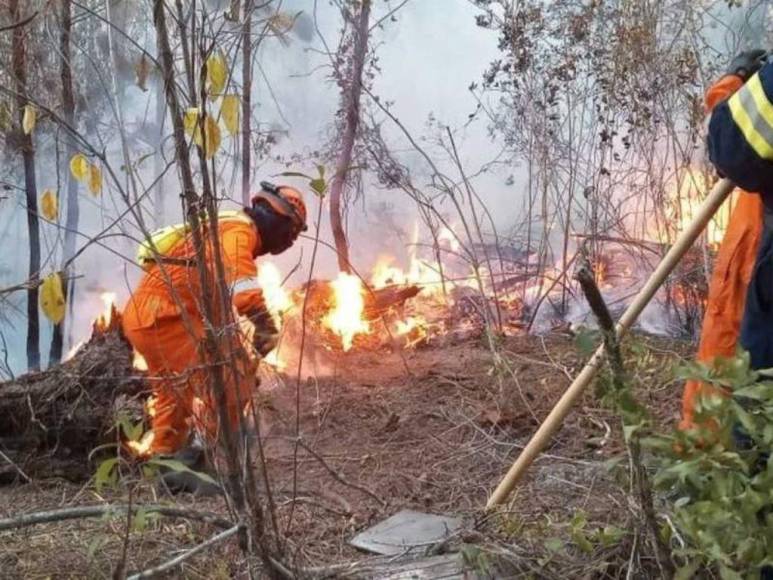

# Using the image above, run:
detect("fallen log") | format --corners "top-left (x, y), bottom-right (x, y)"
top-left (0, 306), bottom-right (145, 482)
top-left (299, 280), bottom-right (421, 319)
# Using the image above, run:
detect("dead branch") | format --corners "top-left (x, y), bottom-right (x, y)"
top-left (297, 438), bottom-right (386, 507)
top-left (0, 504), bottom-right (234, 532)
top-left (127, 524), bottom-right (242, 579)
top-left (0, 447), bottom-right (31, 482)
top-left (574, 260), bottom-right (674, 577)
top-left (0, 9), bottom-right (38, 33)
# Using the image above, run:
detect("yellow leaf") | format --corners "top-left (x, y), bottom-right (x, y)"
top-left (40, 189), bottom-right (58, 221)
top-left (40, 273), bottom-right (66, 324)
top-left (184, 108), bottom-right (199, 136)
top-left (201, 115), bottom-right (221, 159)
top-left (221, 94), bottom-right (240, 135)
top-left (70, 154), bottom-right (89, 182)
top-left (206, 52), bottom-right (228, 97)
top-left (88, 164), bottom-right (102, 196)
top-left (22, 104), bottom-right (36, 135)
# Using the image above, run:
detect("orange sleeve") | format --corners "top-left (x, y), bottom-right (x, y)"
top-left (220, 222), bottom-right (266, 315)
top-left (704, 74), bottom-right (744, 112)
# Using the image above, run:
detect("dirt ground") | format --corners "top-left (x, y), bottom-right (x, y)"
top-left (0, 330), bottom-right (691, 579)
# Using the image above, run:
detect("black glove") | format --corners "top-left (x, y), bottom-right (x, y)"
top-left (247, 306), bottom-right (279, 357)
top-left (727, 49), bottom-right (768, 81)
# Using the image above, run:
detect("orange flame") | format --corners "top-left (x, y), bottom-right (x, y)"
top-left (394, 315), bottom-right (429, 348)
top-left (649, 169), bottom-right (734, 248)
top-left (97, 292), bottom-right (116, 328)
top-left (258, 262), bottom-right (293, 328)
top-left (323, 272), bottom-right (370, 351)
top-left (132, 350), bottom-right (148, 371)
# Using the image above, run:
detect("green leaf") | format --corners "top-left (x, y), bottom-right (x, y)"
top-left (278, 171), bottom-right (313, 180)
top-left (571, 528), bottom-right (594, 554)
top-left (310, 177), bottom-right (326, 197)
top-left (573, 326), bottom-right (597, 356)
top-left (544, 537), bottom-right (565, 554)
top-left (674, 560), bottom-right (702, 580)
top-left (623, 421), bottom-right (643, 442)
top-left (147, 458), bottom-right (217, 485)
top-left (95, 457), bottom-right (119, 493)
top-left (597, 526), bottom-right (625, 547)
top-left (132, 507), bottom-right (160, 533)
top-left (718, 564), bottom-right (743, 580)
top-left (116, 414), bottom-right (143, 442)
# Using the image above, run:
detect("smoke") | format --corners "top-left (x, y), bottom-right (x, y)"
top-left (0, 1), bottom-right (762, 375)
top-left (0, 1), bottom-right (505, 375)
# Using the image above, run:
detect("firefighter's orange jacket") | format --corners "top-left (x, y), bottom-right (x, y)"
top-left (122, 217), bottom-right (266, 456)
top-left (680, 75), bottom-right (764, 429)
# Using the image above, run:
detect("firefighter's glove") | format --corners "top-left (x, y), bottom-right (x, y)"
top-left (728, 49), bottom-right (768, 81)
top-left (248, 307), bottom-right (279, 357)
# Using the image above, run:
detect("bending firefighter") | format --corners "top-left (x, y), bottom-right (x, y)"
top-left (122, 182), bottom-right (306, 468)
top-left (682, 49), bottom-right (773, 427)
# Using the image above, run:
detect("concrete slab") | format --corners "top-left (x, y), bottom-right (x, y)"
top-left (349, 509), bottom-right (463, 556)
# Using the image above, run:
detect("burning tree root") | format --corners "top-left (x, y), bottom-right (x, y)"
top-left (0, 307), bottom-right (146, 482)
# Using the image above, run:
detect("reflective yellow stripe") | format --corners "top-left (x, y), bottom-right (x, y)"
top-left (729, 72), bottom-right (773, 160)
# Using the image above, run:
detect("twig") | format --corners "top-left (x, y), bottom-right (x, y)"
top-left (296, 439), bottom-right (387, 507)
top-left (114, 482), bottom-right (134, 579)
top-left (0, 448), bottom-right (31, 482)
top-left (0, 504), bottom-right (234, 532)
top-left (127, 524), bottom-right (242, 579)
top-left (0, 9), bottom-right (38, 33)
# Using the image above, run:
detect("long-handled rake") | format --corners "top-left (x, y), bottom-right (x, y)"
top-left (486, 177), bottom-right (736, 509)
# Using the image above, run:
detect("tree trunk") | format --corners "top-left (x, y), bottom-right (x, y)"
top-left (153, 0), bottom-right (247, 511)
top-left (10, 0), bottom-right (41, 371)
top-left (153, 80), bottom-right (166, 227)
top-left (241, 0), bottom-right (253, 206)
top-left (329, 0), bottom-right (371, 273)
top-left (50, 0), bottom-right (78, 365)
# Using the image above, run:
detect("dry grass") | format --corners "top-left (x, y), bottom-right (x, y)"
top-left (0, 331), bottom-right (690, 578)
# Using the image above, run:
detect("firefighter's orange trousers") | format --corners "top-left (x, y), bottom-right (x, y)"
top-left (122, 291), bottom-right (256, 456)
top-left (680, 192), bottom-right (763, 428)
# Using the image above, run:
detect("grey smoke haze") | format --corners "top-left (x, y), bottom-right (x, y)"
top-left (0, 0), bottom-right (505, 375)
top-left (0, 0), bottom-right (765, 375)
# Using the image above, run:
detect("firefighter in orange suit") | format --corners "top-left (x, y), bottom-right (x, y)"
top-left (681, 51), bottom-right (768, 428)
top-left (122, 182), bottom-right (307, 464)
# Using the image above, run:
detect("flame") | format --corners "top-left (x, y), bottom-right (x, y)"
top-left (126, 432), bottom-right (155, 458)
top-left (63, 338), bottom-right (86, 362)
top-left (651, 169), bottom-right (734, 249)
top-left (262, 348), bottom-right (286, 370)
top-left (97, 292), bottom-right (116, 328)
top-left (132, 350), bottom-right (148, 371)
top-left (323, 272), bottom-right (370, 351)
top-left (258, 262), bottom-right (293, 327)
top-left (125, 395), bottom-right (158, 458)
top-left (394, 315), bottom-right (429, 348)
top-left (371, 255), bottom-right (447, 297)
top-left (438, 226), bottom-right (461, 253)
